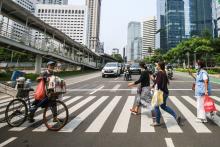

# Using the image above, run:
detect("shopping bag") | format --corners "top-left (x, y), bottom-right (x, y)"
top-left (151, 89), bottom-right (164, 107)
top-left (204, 96), bottom-right (217, 112)
top-left (34, 80), bottom-right (46, 100)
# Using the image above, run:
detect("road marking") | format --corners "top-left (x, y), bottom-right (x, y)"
top-left (140, 108), bottom-right (155, 132)
top-left (66, 73), bottom-right (100, 86)
top-left (0, 137), bottom-right (17, 147)
top-left (10, 96), bottom-right (72, 132)
top-left (0, 95), bottom-right (10, 99)
top-left (59, 96), bottom-right (109, 132)
top-left (165, 138), bottom-right (175, 147)
top-left (0, 98), bottom-right (14, 107)
top-left (113, 96), bottom-right (135, 133)
top-left (114, 77), bottom-right (119, 80)
top-left (169, 96), bottom-right (211, 133)
top-left (86, 96), bottom-right (121, 132)
top-left (89, 86), bottom-right (104, 95)
top-left (182, 96), bottom-right (220, 127)
top-left (0, 123), bottom-right (7, 129)
top-left (161, 110), bottom-right (183, 133)
top-left (131, 88), bottom-right (137, 94)
top-left (111, 84), bottom-right (121, 92)
top-left (211, 96), bottom-right (220, 103)
top-left (33, 96), bottom-right (96, 132)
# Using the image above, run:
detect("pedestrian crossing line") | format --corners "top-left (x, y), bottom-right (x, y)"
top-left (113, 96), bottom-right (135, 133)
top-left (33, 96), bottom-right (96, 132)
top-left (89, 86), bottom-right (104, 95)
top-left (140, 108), bottom-right (155, 132)
top-left (85, 96), bottom-right (122, 132)
top-left (211, 96), bottom-right (220, 103)
top-left (0, 137), bottom-right (17, 147)
top-left (0, 123), bottom-right (8, 129)
top-left (182, 96), bottom-right (220, 127)
top-left (165, 138), bottom-right (175, 147)
top-left (0, 95), bottom-right (10, 99)
top-left (0, 98), bottom-right (14, 104)
top-left (110, 84), bottom-right (121, 92)
top-left (59, 96), bottom-right (109, 132)
top-left (0, 99), bottom-right (35, 119)
top-left (161, 111), bottom-right (183, 133)
top-left (169, 96), bottom-right (211, 133)
top-left (131, 88), bottom-right (137, 94)
top-left (9, 96), bottom-right (73, 132)
top-left (0, 98), bottom-right (14, 107)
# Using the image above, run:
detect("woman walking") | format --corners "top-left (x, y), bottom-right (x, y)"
top-left (189, 60), bottom-right (212, 123)
top-left (151, 61), bottom-right (181, 126)
top-left (128, 62), bottom-right (153, 115)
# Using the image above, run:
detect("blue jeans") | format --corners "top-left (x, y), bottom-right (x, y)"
top-left (154, 94), bottom-right (176, 124)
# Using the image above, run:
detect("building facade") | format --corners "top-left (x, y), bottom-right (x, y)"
top-left (34, 4), bottom-right (88, 45)
top-left (112, 48), bottom-right (119, 55)
top-left (38, 0), bottom-right (68, 5)
top-left (86, 0), bottom-right (102, 52)
top-left (215, 0), bottom-right (220, 36)
top-left (127, 22), bottom-right (142, 62)
top-left (142, 17), bottom-right (157, 58)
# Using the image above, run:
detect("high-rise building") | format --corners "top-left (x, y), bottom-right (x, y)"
top-left (157, 0), bottom-right (215, 50)
top-left (142, 17), bottom-right (157, 58)
top-left (38, 0), bottom-right (68, 5)
top-left (165, 0), bottom-right (185, 49)
top-left (112, 48), bottom-right (119, 55)
top-left (34, 4), bottom-right (88, 45)
top-left (97, 42), bottom-right (104, 53)
top-left (86, 0), bottom-right (102, 52)
top-left (127, 22), bottom-right (142, 62)
top-left (214, 0), bottom-right (220, 37)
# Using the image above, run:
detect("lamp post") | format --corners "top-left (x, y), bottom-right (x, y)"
top-left (186, 52), bottom-right (190, 68)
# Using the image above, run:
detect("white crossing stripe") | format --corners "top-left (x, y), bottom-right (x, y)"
top-left (113, 96), bottom-right (135, 133)
top-left (0, 123), bottom-right (7, 129)
top-left (9, 96), bottom-right (72, 131)
top-left (161, 111), bottom-right (183, 133)
top-left (0, 98), bottom-right (14, 107)
top-left (59, 96), bottom-right (109, 132)
top-left (140, 108), bottom-right (155, 132)
top-left (111, 84), bottom-right (121, 92)
top-left (33, 96), bottom-right (96, 132)
top-left (182, 96), bottom-right (220, 127)
top-left (211, 96), bottom-right (220, 103)
top-left (89, 86), bottom-right (104, 95)
top-left (0, 95), bottom-right (10, 99)
top-left (0, 137), bottom-right (17, 147)
top-left (165, 138), bottom-right (175, 147)
top-left (85, 96), bottom-right (121, 132)
top-left (169, 96), bottom-right (211, 133)
top-left (131, 88), bottom-right (137, 94)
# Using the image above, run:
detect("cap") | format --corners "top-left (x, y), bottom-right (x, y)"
top-left (47, 61), bottom-right (56, 66)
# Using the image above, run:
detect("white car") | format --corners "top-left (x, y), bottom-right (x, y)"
top-left (102, 62), bottom-right (120, 78)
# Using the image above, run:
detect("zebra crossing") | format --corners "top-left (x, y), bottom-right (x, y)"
top-left (0, 94), bottom-right (220, 134)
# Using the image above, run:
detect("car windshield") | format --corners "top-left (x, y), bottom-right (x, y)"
top-left (131, 64), bottom-right (140, 68)
top-left (105, 63), bottom-right (117, 67)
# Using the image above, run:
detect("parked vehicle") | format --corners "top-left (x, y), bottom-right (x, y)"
top-left (102, 62), bottom-right (120, 78)
top-left (130, 63), bottom-right (141, 75)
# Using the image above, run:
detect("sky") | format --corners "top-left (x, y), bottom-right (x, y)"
top-left (69, 0), bottom-right (157, 55)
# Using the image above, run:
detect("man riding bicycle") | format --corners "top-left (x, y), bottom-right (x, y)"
top-left (28, 61), bottom-right (60, 123)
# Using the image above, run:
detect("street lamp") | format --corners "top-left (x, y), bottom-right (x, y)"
top-left (186, 52), bottom-right (190, 68)
top-left (194, 51), bottom-right (196, 67)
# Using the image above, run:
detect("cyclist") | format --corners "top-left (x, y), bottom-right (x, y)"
top-left (28, 61), bottom-right (59, 123)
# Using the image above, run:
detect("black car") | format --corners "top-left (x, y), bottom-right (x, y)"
top-left (130, 63), bottom-right (141, 74)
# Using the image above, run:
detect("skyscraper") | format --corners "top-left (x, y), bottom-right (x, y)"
top-left (86, 0), bottom-right (102, 52)
top-left (216, 0), bottom-right (220, 36)
top-left (127, 22), bottom-right (142, 62)
top-left (142, 17), bottom-right (157, 58)
top-left (165, 0), bottom-right (185, 49)
top-left (38, 0), bottom-right (68, 5)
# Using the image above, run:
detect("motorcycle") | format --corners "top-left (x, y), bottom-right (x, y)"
top-left (167, 68), bottom-right (173, 80)
top-left (124, 70), bottom-right (131, 81)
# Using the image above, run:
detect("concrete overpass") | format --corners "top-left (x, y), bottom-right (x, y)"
top-left (0, 0), bottom-right (116, 73)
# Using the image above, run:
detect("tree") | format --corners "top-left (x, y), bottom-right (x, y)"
top-left (148, 47), bottom-right (153, 57)
top-left (112, 54), bottom-right (123, 63)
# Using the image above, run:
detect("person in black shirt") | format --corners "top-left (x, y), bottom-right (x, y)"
top-left (151, 61), bottom-right (181, 126)
top-left (128, 62), bottom-right (153, 115)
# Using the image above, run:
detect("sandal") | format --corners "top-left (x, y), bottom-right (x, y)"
top-left (130, 109), bottom-right (139, 115)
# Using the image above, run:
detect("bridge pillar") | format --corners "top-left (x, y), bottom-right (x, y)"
top-left (35, 55), bottom-right (42, 74)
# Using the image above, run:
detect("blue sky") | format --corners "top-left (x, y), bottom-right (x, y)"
top-left (69, 0), bottom-right (157, 55)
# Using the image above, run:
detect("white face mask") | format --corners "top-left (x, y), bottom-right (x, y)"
top-left (195, 65), bottom-right (198, 70)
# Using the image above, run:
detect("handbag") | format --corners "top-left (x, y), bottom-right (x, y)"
top-left (34, 80), bottom-right (46, 100)
top-left (151, 85), bottom-right (164, 107)
top-left (204, 96), bottom-right (217, 112)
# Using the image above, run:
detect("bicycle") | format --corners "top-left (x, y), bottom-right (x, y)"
top-left (2, 77), bottom-right (69, 131)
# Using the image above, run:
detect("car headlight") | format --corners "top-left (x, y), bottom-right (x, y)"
top-left (102, 69), bottom-right (105, 73)
top-left (113, 69), bottom-right (117, 72)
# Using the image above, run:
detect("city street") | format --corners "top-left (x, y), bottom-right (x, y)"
top-left (0, 72), bottom-right (220, 147)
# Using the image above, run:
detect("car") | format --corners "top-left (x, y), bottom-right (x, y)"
top-left (130, 63), bottom-right (141, 75)
top-left (102, 62), bottom-right (120, 78)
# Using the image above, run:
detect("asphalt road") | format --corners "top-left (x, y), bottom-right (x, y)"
top-left (0, 72), bottom-right (220, 147)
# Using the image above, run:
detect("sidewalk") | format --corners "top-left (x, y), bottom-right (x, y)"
top-left (175, 71), bottom-right (220, 85)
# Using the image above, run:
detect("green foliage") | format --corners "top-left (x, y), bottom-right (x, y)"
top-left (112, 54), bottom-right (123, 63)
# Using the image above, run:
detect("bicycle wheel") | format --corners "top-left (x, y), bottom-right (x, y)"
top-left (43, 100), bottom-right (69, 131)
top-left (5, 99), bottom-right (28, 127)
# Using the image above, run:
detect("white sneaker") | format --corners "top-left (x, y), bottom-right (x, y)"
top-left (195, 118), bottom-right (203, 123)
top-left (202, 119), bottom-right (208, 123)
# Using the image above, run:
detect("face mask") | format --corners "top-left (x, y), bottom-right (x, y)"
top-left (195, 65), bottom-right (198, 70)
